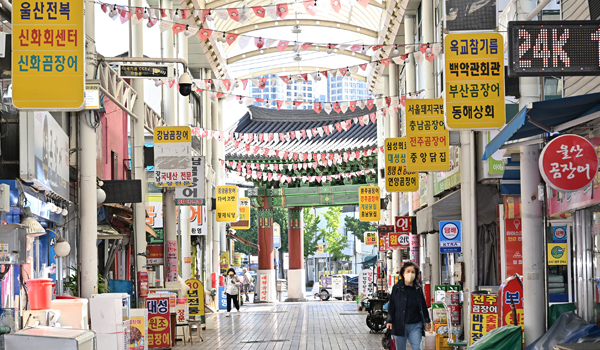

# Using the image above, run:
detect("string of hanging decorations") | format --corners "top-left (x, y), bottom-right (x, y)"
top-left (222, 158), bottom-right (376, 173)
top-left (225, 167), bottom-right (377, 184)
top-left (96, 2), bottom-right (442, 60)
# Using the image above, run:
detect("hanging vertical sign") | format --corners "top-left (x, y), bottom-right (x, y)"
top-left (439, 220), bottom-right (462, 253)
top-left (359, 269), bottom-right (375, 299)
top-left (190, 205), bottom-right (207, 236)
top-left (273, 222), bottom-right (281, 248)
top-left (13, 0), bottom-right (85, 110)
top-left (405, 99), bottom-right (450, 171)
top-left (231, 198), bottom-right (250, 230)
top-left (552, 226), bottom-right (567, 243)
top-left (154, 127), bottom-right (193, 186)
top-left (175, 157), bottom-right (205, 205)
top-left (378, 225), bottom-right (394, 252)
top-left (384, 138), bottom-right (419, 191)
top-left (220, 252), bottom-right (229, 275)
top-left (216, 186), bottom-right (239, 222)
top-left (365, 232), bottom-right (377, 245)
top-left (359, 186), bottom-right (381, 222)
top-left (470, 294), bottom-right (499, 345)
top-left (505, 218), bottom-right (523, 277)
top-left (146, 297), bottom-right (171, 348)
top-left (410, 234), bottom-right (420, 264)
top-left (548, 243), bottom-right (568, 265)
top-left (232, 252), bottom-right (242, 266)
top-left (444, 33), bottom-right (505, 130)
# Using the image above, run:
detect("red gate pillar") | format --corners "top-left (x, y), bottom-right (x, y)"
top-left (285, 207), bottom-right (307, 302)
top-left (257, 198), bottom-right (275, 302)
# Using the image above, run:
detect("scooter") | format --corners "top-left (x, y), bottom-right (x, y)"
top-left (365, 284), bottom-right (389, 333)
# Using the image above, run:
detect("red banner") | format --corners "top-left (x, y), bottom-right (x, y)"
top-left (505, 218), bottom-right (523, 277)
top-left (147, 297), bottom-right (171, 348)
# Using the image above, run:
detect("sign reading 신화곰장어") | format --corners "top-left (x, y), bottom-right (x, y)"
top-left (13, 0), bottom-right (85, 110)
top-left (444, 33), bottom-right (505, 130)
top-left (384, 138), bottom-right (419, 192)
top-left (405, 99), bottom-right (450, 171)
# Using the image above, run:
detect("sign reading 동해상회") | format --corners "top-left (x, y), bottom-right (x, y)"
top-left (444, 32), bottom-right (505, 130)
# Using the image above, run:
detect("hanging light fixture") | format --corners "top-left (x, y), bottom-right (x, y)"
top-left (21, 207), bottom-right (46, 237)
top-left (316, 73), bottom-right (322, 81)
top-left (109, 6), bottom-right (118, 18)
top-left (426, 43), bottom-right (432, 53)
top-left (393, 45), bottom-right (399, 55)
top-left (142, 8), bottom-right (149, 19)
top-left (361, 45), bottom-right (366, 55)
top-left (184, 25), bottom-right (191, 36)
top-left (54, 237), bottom-right (71, 257)
top-left (345, 67), bottom-right (351, 77)
top-left (292, 25), bottom-right (302, 34)
top-left (327, 44), bottom-right (333, 55)
top-left (234, 80), bottom-right (240, 88)
top-left (173, 9), bottom-right (181, 21)
top-left (206, 10), bottom-right (213, 21)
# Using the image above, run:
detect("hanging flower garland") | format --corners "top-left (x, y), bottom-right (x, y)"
top-left (226, 167), bottom-right (377, 184)
top-left (223, 158), bottom-right (376, 172)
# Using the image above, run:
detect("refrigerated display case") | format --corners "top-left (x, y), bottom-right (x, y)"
top-left (6, 327), bottom-right (95, 350)
top-left (90, 293), bottom-right (130, 350)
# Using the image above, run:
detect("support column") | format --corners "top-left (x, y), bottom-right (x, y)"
top-left (130, 0), bottom-right (147, 300)
top-left (422, 0), bottom-right (435, 98)
top-left (177, 30), bottom-right (191, 280)
top-left (404, 15), bottom-right (416, 96)
top-left (257, 199), bottom-right (276, 302)
top-left (460, 130), bottom-right (477, 339)
top-left (210, 88), bottom-right (221, 280)
top-left (389, 63), bottom-right (402, 275)
top-left (520, 145), bottom-right (545, 344)
top-left (217, 98), bottom-right (227, 253)
top-left (79, 0), bottom-right (98, 298)
top-left (286, 207), bottom-right (306, 302)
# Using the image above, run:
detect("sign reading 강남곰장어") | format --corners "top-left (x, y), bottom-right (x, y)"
top-left (405, 99), bottom-right (450, 171)
top-left (384, 138), bottom-right (419, 192)
top-left (13, 0), bottom-right (85, 110)
top-left (216, 186), bottom-right (239, 222)
top-left (153, 126), bottom-right (192, 187)
top-left (359, 186), bottom-right (380, 222)
top-left (444, 32), bottom-right (505, 130)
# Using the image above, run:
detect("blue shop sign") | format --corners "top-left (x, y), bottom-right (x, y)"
top-left (439, 220), bottom-right (462, 254)
top-left (552, 226), bottom-right (567, 243)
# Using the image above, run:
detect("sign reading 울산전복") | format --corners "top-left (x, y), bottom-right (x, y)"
top-left (539, 134), bottom-right (599, 192)
top-left (13, 0), bottom-right (85, 110)
top-left (444, 32), bottom-right (505, 130)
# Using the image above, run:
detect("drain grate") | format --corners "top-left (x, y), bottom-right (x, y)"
top-left (241, 339), bottom-right (289, 344)
top-left (339, 312), bottom-right (367, 315)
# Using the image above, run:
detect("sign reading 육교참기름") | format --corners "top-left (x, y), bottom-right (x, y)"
top-left (405, 99), bottom-right (450, 171)
top-left (384, 138), bottom-right (419, 192)
top-left (444, 32), bottom-right (505, 130)
top-left (13, 0), bottom-right (85, 110)
top-left (359, 186), bottom-right (380, 222)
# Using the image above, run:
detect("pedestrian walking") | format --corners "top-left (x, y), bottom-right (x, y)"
top-left (386, 261), bottom-right (431, 350)
top-left (225, 268), bottom-right (241, 317)
top-left (243, 268), bottom-right (254, 302)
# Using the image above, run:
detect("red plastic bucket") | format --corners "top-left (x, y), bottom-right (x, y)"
top-left (26, 278), bottom-right (53, 310)
top-left (177, 298), bottom-right (187, 305)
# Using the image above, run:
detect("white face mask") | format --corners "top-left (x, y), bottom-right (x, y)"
top-left (404, 272), bottom-right (416, 283)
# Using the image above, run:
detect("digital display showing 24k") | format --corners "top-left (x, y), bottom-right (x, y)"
top-left (508, 21), bottom-right (600, 77)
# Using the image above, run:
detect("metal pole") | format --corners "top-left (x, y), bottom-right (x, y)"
top-left (79, 0), bottom-right (99, 298)
top-left (217, 98), bottom-right (227, 254)
top-left (130, 0), bottom-right (147, 308)
top-left (177, 31), bottom-right (192, 281)
top-left (389, 63), bottom-right (401, 276)
top-left (211, 83), bottom-right (221, 279)
top-left (404, 15), bottom-right (416, 96)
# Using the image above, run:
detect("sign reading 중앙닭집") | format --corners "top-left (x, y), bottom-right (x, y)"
top-left (13, 0), bottom-right (85, 110)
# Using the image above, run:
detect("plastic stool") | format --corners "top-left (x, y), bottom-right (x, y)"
top-left (188, 319), bottom-right (203, 343)
top-left (175, 323), bottom-right (190, 345)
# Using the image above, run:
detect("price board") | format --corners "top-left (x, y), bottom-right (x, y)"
top-left (359, 186), bottom-right (380, 222)
top-left (154, 126), bottom-right (192, 186)
top-left (405, 99), bottom-right (449, 171)
top-left (508, 21), bottom-right (600, 77)
top-left (146, 297), bottom-right (171, 348)
top-left (444, 32), bottom-right (505, 130)
top-left (216, 186), bottom-right (239, 222)
top-left (365, 231), bottom-right (377, 245)
top-left (13, 0), bottom-right (85, 110)
top-left (231, 197), bottom-right (251, 229)
top-left (384, 138), bottom-right (419, 191)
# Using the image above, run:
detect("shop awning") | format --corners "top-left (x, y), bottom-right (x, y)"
top-left (416, 186), bottom-right (502, 234)
top-left (482, 92), bottom-right (600, 160)
top-left (112, 214), bottom-right (158, 238)
top-left (227, 231), bottom-right (259, 250)
top-left (358, 255), bottom-right (377, 265)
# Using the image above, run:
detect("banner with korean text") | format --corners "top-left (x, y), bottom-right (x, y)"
top-left (405, 99), bottom-right (449, 171)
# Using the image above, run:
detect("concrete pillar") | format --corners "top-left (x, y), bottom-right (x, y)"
top-left (257, 200), bottom-right (276, 302)
top-left (79, 0), bottom-right (98, 298)
top-left (389, 63), bottom-right (402, 275)
top-left (210, 87), bottom-right (221, 280)
top-left (422, 0), bottom-right (435, 98)
top-left (200, 68), bottom-right (214, 289)
top-left (217, 98), bottom-right (227, 253)
top-left (286, 207), bottom-right (306, 302)
top-left (176, 29), bottom-right (191, 280)
top-left (460, 130), bottom-right (477, 339)
top-left (404, 15), bottom-right (416, 95)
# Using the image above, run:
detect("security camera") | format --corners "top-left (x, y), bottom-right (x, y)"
top-left (179, 72), bottom-right (192, 96)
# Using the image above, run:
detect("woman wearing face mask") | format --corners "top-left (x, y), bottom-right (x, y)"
top-left (225, 268), bottom-right (241, 317)
top-left (386, 262), bottom-right (431, 350)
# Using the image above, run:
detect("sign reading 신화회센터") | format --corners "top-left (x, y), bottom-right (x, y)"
top-left (444, 32), bottom-right (505, 130)
top-left (384, 138), bottom-right (419, 192)
top-left (153, 126), bottom-right (193, 187)
top-left (359, 186), bottom-right (380, 222)
top-left (13, 0), bottom-right (85, 110)
top-left (539, 134), bottom-right (599, 192)
top-left (405, 99), bottom-right (450, 171)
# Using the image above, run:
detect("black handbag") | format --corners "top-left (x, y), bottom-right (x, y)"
top-left (382, 328), bottom-right (392, 350)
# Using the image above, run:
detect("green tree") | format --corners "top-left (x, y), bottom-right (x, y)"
top-left (303, 208), bottom-right (321, 259)
top-left (273, 207), bottom-right (289, 252)
top-left (344, 216), bottom-right (376, 242)
top-left (233, 206), bottom-right (259, 256)
top-left (320, 206), bottom-right (349, 273)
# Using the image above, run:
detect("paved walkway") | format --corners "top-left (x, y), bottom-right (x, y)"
top-left (174, 299), bottom-right (385, 350)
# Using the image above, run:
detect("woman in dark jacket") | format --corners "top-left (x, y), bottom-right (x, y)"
top-left (386, 262), bottom-right (431, 350)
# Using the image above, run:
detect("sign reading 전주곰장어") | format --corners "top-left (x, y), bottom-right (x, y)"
top-left (405, 99), bottom-right (450, 171)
